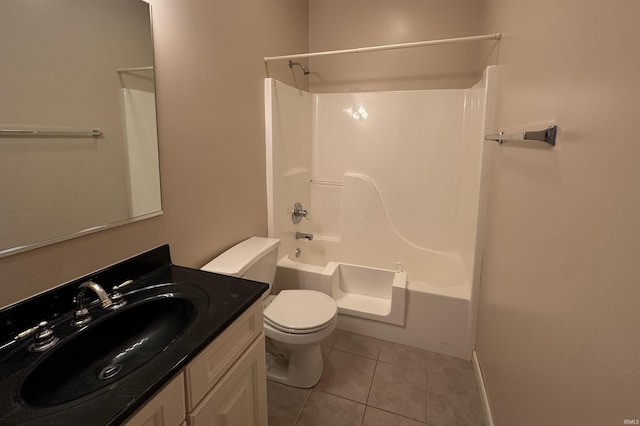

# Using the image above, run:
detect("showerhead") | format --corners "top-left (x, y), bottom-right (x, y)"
top-left (288, 60), bottom-right (310, 75)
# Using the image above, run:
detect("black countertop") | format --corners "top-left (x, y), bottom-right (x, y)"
top-left (0, 245), bottom-right (268, 425)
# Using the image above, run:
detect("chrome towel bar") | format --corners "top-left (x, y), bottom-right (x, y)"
top-left (0, 128), bottom-right (103, 138)
top-left (485, 125), bottom-right (557, 147)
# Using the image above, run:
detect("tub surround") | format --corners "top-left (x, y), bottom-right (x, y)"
top-left (265, 76), bottom-right (490, 283)
top-left (0, 245), bottom-right (268, 425)
top-left (266, 68), bottom-right (495, 360)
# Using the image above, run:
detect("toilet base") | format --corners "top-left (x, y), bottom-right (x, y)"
top-left (265, 343), bottom-right (324, 388)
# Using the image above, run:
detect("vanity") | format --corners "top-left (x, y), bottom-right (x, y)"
top-left (0, 245), bottom-right (269, 425)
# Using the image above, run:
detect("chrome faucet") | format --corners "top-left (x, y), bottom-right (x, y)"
top-left (72, 280), bottom-right (113, 327)
top-left (291, 202), bottom-right (309, 224)
top-left (295, 232), bottom-right (314, 241)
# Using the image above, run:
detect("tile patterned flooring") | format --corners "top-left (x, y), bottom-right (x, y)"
top-left (266, 330), bottom-right (486, 426)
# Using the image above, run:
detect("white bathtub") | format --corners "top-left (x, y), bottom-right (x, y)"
top-left (276, 256), bottom-right (407, 326)
top-left (334, 262), bottom-right (407, 324)
top-left (274, 248), bottom-right (476, 360)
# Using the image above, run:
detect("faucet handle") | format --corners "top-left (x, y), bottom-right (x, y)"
top-left (112, 279), bottom-right (133, 292)
top-left (291, 202), bottom-right (309, 224)
top-left (72, 307), bottom-right (92, 327)
top-left (31, 321), bottom-right (59, 352)
top-left (14, 324), bottom-right (40, 341)
top-left (110, 279), bottom-right (133, 309)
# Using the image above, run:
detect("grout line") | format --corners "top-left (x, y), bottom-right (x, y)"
top-left (364, 356), bottom-right (426, 424)
top-left (364, 359), bottom-right (378, 407)
top-left (331, 337), bottom-right (382, 361)
top-left (315, 388), bottom-right (368, 406)
top-left (293, 387), bottom-right (314, 426)
top-left (361, 359), bottom-right (380, 425)
top-left (368, 405), bottom-right (429, 425)
top-left (329, 346), bottom-right (376, 360)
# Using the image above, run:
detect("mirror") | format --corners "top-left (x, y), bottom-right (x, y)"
top-left (0, 0), bottom-right (161, 257)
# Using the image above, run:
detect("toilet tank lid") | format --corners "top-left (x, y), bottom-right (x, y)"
top-left (201, 236), bottom-right (281, 277)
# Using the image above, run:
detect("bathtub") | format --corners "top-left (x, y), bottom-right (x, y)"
top-left (276, 256), bottom-right (407, 326)
top-left (274, 244), bottom-right (476, 360)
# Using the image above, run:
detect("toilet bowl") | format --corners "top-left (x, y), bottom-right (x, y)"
top-left (201, 237), bottom-right (337, 388)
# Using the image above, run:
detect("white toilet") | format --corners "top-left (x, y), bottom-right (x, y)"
top-left (201, 236), bottom-right (337, 388)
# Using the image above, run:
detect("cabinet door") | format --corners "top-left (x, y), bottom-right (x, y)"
top-left (188, 334), bottom-right (267, 426)
top-left (185, 300), bottom-right (263, 411)
top-left (124, 372), bottom-right (186, 426)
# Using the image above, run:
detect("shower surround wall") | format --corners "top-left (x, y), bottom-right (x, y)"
top-left (265, 70), bottom-right (492, 359)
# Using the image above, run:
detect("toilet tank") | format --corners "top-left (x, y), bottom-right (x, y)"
top-left (201, 237), bottom-right (281, 291)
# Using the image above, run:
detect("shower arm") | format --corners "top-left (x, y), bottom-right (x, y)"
top-left (288, 60), bottom-right (310, 75)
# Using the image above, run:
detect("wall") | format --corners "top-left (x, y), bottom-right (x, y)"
top-left (0, 0), bottom-right (308, 310)
top-left (476, 1), bottom-right (640, 425)
top-left (308, 0), bottom-right (488, 92)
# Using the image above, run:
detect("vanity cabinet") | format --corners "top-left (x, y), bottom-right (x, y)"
top-left (188, 336), bottom-right (266, 425)
top-left (123, 373), bottom-right (186, 426)
top-left (125, 300), bottom-right (267, 426)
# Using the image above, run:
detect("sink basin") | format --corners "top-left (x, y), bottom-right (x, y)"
top-left (20, 296), bottom-right (195, 407)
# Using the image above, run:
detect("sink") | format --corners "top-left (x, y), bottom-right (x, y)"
top-left (0, 245), bottom-right (268, 426)
top-left (20, 295), bottom-right (196, 407)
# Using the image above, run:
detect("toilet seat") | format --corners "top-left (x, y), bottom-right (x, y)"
top-left (264, 290), bottom-right (337, 335)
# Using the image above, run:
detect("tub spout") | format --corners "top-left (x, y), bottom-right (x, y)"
top-left (295, 232), bottom-right (314, 241)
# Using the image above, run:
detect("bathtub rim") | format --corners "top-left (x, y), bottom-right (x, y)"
top-left (277, 254), bottom-right (471, 301)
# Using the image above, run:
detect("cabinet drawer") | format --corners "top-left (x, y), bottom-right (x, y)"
top-left (124, 372), bottom-right (186, 426)
top-left (185, 300), bottom-right (262, 410)
top-left (188, 334), bottom-right (267, 426)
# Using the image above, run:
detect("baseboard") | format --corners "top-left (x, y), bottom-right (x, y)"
top-left (472, 350), bottom-right (495, 426)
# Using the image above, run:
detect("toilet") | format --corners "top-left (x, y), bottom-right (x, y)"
top-left (201, 236), bottom-right (337, 388)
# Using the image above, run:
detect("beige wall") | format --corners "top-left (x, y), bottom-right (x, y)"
top-left (476, 1), bottom-right (640, 425)
top-left (0, 0), bottom-right (308, 309)
top-left (308, 0), bottom-right (489, 92)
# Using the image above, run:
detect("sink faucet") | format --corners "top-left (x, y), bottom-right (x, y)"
top-left (295, 232), bottom-right (314, 241)
top-left (72, 280), bottom-right (113, 327)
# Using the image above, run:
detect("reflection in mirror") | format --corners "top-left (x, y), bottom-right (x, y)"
top-left (0, 0), bottom-right (162, 257)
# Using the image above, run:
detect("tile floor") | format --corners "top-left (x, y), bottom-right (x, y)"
top-left (266, 330), bottom-right (486, 426)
